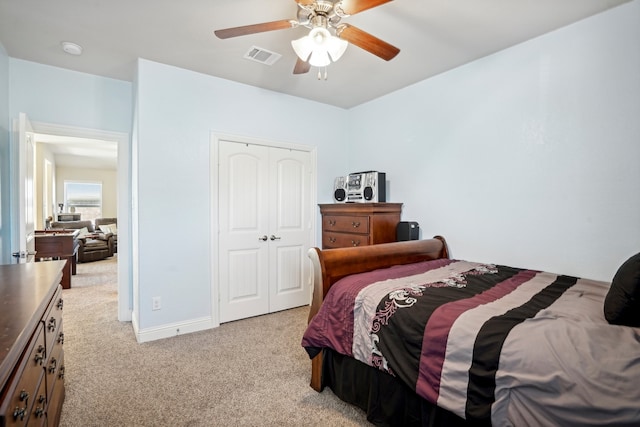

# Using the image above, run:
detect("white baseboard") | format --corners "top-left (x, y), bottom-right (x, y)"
top-left (133, 316), bottom-right (216, 343)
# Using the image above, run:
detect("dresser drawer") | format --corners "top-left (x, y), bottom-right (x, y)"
top-left (29, 376), bottom-right (47, 426)
top-left (46, 349), bottom-right (65, 427)
top-left (43, 287), bottom-right (63, 361)
top-left (0, 324), bottom-right (46, 426)
top-left (323, 215), bottom-right (370, 234)
top-left (323, 232), bottom-right (370, 249)
top-left (45, 318), bottom-right (64, 400)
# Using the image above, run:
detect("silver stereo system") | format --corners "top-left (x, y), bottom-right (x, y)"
top-left (333, 171), bottom-right (386, 203)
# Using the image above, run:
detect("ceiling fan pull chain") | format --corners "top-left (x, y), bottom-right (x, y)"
top-left (317, 67), bottom-right (328, 80)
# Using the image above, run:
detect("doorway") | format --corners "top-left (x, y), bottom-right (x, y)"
top-left (30, 120), bottom-right (131, 322)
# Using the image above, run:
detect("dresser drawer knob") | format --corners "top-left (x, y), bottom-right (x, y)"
top-left (329, 237), bottom-right (336, 243)
top-left (328, 220), bottom-right (336, 226)
top-left (57, 298), bottom-right (64, 310)
top-left (352, 221), bottom-right (360, 228)
top-left (58, 332), bottom-right (65, 345)
top-left (59, 365), bottom-right (66, 379)
top-left (13, 407), bottom-right (26, 421)
top-left (34, 345), bottom-right (45, 365)
top-left (19, 390), bottom-right (29, 401)
top-left (48, 357), bottom-right (58, 374)
top-left (48, 316), bottom-right (57, 332)
top-left (351, 240), bottom-right (360, 247)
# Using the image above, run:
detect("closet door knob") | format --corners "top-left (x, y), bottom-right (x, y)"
top-left (258, 235), bottom-right (268, 241)
top-left (270, 235), bottom-right (281, 241)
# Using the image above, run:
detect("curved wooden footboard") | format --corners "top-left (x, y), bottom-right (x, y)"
top-left (306, 236), bottom-right (449, 391)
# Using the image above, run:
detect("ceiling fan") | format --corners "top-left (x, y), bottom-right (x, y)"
top-left (214, 0), bottom-right (400, 77)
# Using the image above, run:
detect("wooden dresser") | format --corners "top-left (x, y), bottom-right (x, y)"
top-left (0, 261), bottom-right (66, 427)
top-left (319, 203), bottom-right (403, 249)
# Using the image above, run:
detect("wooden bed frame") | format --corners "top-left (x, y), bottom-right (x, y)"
top-left (306, 236), bottom-right (450, 391)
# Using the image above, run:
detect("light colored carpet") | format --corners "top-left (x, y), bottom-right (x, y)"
top-left (59, 256), bottom-right (370, 426)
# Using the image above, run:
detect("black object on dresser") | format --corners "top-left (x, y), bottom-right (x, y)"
top-left (397, 221), bottom-right (420, 241)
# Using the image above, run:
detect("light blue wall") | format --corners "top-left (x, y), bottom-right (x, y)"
top-left (9, 59), bottom-right (132, 132)
top-left (0, 42), bottom-right (9, 263)
top-left (134, 59), bottom-right (348, 331)
top-left (347, 0), bottom-right (640, 281)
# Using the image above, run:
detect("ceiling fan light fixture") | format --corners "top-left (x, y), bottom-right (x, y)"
top-left (291, 27), bottom-right (348, 68)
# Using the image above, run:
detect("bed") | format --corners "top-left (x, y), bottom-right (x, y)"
top-left (302, 237), bottom-right (640, 426)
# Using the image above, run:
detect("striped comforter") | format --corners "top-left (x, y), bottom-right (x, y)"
top-left (302, 259), bottom-right (640, 425)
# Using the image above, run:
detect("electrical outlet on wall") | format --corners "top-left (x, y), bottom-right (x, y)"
top-left (152, 296), bottom-right (161, 311)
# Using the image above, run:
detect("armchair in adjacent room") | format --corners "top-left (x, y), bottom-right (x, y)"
top-left (50, 220), bottom-right (114, 262)
top-left (94, 218), bottom-right (118, 253)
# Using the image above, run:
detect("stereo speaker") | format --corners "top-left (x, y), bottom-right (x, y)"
top-left (362, 171), bottom-right (386, 202)
top-left (396, 221), bottom-right (419, 241)
top-left (333, 176), bottom-right (347, 202)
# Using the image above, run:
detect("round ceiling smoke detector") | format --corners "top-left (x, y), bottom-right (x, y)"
top-left (61, 42), bottom-right (83, 56)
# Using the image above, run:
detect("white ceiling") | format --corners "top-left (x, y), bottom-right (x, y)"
top-left (6, 0), bottom-right (629, 169)
top-left (0, 0), bottom-right (630, 110)
top-left (35, 133), bottom-right (118, 170)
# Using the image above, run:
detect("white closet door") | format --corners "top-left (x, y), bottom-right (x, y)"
top-left (268, 148), bottom-right (312, 312)
top-left (218, 139), bottom-right (313, 323)
top-left (218, 141), bottom-right (270, 323)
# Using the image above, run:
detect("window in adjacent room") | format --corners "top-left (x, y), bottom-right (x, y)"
top-left (63, 181), bottom-right (102, 222)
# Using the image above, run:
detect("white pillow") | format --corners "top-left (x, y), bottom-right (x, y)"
top-left (77, 227), bottom-right (90, 237)
top-left (107, 223), bottom-right (117, 235)
top-left (99, 223), bottom-right (117, 235)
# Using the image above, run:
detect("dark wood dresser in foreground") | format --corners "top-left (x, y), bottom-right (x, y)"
top-left (319, 203), bottom-right (403, 249)
top-left (0, 261), bottom-right (66, 427)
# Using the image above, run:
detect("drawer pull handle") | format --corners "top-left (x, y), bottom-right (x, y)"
top-left (57, 298), bottom-right (64, 310)
top-left (59, 365), bottom-right (66, 379)
top-left (58, 332), bottom-right (65, 345)
top-left (34, 405), bottom-right (45, 418)
top-left (34, 345), bottom-right (45, 365)
top-left (13, 407), bottom-right (26, 421)
top-left (328, 220), bottom-right (336, 226)
top-left (49, 357), bottom-right (58, 374)
top-left (329, 237), bottom-right (336, 243)
top-left (48, 317), bottom-right (57, 332)
top-left (351, 240), bottom-right (360, 247)
top-left (19, 390), bottom-right (29, 401)
top-left (352, 221), bottom-right (360, 228)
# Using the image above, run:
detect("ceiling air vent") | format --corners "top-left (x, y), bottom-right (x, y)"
top-left (244, 46), bottom-right (282, 66)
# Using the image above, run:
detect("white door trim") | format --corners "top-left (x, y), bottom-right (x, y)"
top-left (30, 120), bottom-right (132, 322)
top-left (210, 132), bottom-right (317, 327)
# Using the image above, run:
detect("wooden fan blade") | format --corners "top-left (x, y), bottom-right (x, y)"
top-left (293, 58), bottom-right (311, 74)
top-left (337, 24), bottom-right (400, 61)
top-left (339, 0), bottom-right (393, 15)
top-left (214, 20), bottom-right (295, 39)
